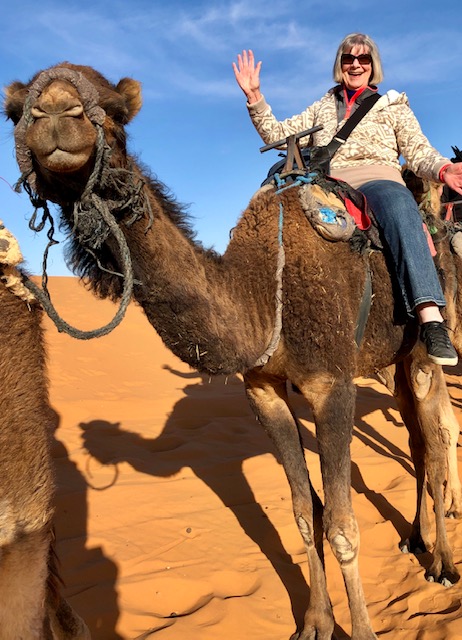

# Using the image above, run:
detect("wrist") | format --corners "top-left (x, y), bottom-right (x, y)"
top-left (246, 89), bottom-right (262, 105)
top-left (439, 163), bottom-right (452, 182)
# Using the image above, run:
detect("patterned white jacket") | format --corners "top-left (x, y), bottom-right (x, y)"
top-left (247, 88), bottom-right (450, 183)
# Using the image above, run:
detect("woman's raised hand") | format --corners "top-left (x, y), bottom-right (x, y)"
top-left (232, 50), bottom-right (262, 104)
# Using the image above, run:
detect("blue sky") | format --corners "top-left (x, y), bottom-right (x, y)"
top-left (1, 0), bottom-right (461, 276)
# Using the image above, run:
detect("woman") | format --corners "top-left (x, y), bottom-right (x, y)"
top-left (233, 33), bottom-right (462, 366)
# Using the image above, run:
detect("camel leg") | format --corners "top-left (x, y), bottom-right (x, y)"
top-left (46, 594), bottom-right (91, 640)
top-left (379, 359), bottom-right (462, 520)
top-left (386, 362), bottom-right (431, 554)
top-left (438, 387), bottom-right (462, 519)
top-left (405, 351), bottom-right (460, 584)
top-left (45, 539), bottom-right (91, 640)
top-left (306, 375), bottom-right (377, 640)
top-left (0, 529), bottom-right (50, 639)
top-left (0, 528), bottom-right (90, 640)
top-left (244, 370), bottom-right (333, 640)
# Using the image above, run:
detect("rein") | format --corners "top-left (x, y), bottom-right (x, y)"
top-left (255, 172), bottom-right (315, 367)
top-left (14, 66), bottom-right (141, 340)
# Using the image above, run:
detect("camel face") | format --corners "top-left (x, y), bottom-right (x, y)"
top-left (26, 79), bottom-right (97, 173)
top-left (4, 63), bottom-right (143, 194)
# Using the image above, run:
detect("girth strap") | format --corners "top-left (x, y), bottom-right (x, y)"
top-left (354, 262), bottom-right (372, 347)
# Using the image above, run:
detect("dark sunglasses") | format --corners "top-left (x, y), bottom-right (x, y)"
top-left (341, 53), bottom-right (372, 66)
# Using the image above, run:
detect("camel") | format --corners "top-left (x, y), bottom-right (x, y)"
top-left (4, 62), bottom-right (462, 640)
top-left (0, 225), bottom-right (90, 638)
top-left (442, 146), bottom-right (462, 222)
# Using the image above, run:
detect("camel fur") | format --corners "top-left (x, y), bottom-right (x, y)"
top-left (4, 62), bottom-right (462, 640)
top-left (0, 226), bottom-right (90, 638)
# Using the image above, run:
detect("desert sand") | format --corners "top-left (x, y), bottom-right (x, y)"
top-left (39, 276), bottom-right (462, 639)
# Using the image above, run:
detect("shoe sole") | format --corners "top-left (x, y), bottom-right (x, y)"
top-left (428, 353), bottom-right (459, 366)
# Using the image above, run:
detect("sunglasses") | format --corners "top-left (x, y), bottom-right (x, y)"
top-left (341, 53), bottom-right (372, 66)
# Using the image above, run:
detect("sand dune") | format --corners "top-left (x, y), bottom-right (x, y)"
top-left (40, 276), bottom-right (462, 639)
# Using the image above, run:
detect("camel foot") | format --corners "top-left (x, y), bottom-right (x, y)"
top-left (444, 501), bottom-right (462, 519)
top-left (425, 562), bottom-right (460, 587)
top-left (444, 505), bottom-right (462, 519)
top-left (444, 488), bottom-right (462, 519)
top-left (400, 537), bottom-right (427, 555)
top-left (289, 613), bottom-right (336, 640)
top-left (290, 631), bottom-right (338, 640)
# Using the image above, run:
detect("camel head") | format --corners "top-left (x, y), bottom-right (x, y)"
top-left (4, 62), bottom-right (142, 201)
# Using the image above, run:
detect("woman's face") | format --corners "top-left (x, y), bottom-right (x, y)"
top-left (341, 44), bottom-right (372, 91)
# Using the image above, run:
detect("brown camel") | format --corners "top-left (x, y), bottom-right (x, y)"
top-left (4, 63), bottom-right (462, 640)
top-left (0, 226), bottom-right (90, 638)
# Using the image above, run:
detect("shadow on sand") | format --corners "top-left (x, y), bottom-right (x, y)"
top-left (77, 367), bottom-right (424, 639)
top-left (50, 408), bottom-right (123, 639)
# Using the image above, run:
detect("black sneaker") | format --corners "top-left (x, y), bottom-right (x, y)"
top-left (420, 321), bottom-right (458, 366)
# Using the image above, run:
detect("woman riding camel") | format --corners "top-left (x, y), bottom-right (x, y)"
top-left (233, 33), bottom-right (462, 366)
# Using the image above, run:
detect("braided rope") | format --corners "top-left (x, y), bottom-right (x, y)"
top-left (22, 191), bottom-right (134, 340)
top-left (253, 174), bottom-right (313, 366)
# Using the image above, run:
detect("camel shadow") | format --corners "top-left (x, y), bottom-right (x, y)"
top-left (78, 367), bottom-right (423, 639)
top-left (49, 408), bottom-right (123, 639)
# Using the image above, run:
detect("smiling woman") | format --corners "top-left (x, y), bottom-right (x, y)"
top-left (233, 32), bottom-right (462, 368)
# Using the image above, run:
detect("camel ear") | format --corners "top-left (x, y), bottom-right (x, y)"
top-left (3, 81), bottom-right (28, 125)
top-left (115, 78), bottom-right (142, 123)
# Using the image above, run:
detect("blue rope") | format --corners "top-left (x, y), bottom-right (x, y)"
top-left (275, 171), bottom-right (317, 195)
top-left (254, 169), bottom-right (317, 366)
top-left (274, 171), bottom-right (318, 245)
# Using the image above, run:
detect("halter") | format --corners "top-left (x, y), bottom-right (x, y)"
top-left (14, 66), bottom-right (147, 340)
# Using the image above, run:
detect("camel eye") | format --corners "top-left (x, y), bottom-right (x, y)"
top-left (103, 103), bottom-right (129, 124)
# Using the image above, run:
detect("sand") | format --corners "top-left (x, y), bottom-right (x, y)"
top-left (40, 276), bottom-right (462, 639)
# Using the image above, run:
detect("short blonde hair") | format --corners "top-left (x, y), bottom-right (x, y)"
top-left (332, 33), bottom-right (384, 85)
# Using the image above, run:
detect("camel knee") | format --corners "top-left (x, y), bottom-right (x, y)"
top-left (331, 532), bottom-right (357, 564)
top-left (326, 525), bottom-right (359, 565)
top-left (296, 514), bottom-right (314, 547)
top-left (411, 365), bottom-right (433, 400)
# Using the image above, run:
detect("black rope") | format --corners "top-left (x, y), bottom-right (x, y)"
top-left (22, 192), bottom-right (135, 340)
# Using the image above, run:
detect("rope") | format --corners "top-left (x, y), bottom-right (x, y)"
top-left (22, 192), bottom-right (134, 340)
top-left (254, 173), bottom-right (315, 366)
top-left (254, 202), bottom-right (285, 367)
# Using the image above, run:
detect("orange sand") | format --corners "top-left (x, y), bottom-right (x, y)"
top-left (42, 277), bottom-right (462, 639)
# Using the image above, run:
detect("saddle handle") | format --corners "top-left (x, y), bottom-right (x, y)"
top-left (259, 125), bottom-right (324, 154)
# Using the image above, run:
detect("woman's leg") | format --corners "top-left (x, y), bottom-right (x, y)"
top-left (359, 180), bottom-right (457, 365)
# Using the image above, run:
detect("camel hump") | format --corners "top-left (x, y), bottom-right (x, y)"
top-left (0, 222), bottom-right (36, 303)
top-left (0, 221), bottom-right (23, 266)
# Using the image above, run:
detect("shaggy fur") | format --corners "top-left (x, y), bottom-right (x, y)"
top-left (4, 63), bottom-right (462, 640)
top-left (0, 247), bottom-right (90, 636)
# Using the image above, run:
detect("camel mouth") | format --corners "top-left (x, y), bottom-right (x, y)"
top-left (35, 148), bottom-right (94, 174)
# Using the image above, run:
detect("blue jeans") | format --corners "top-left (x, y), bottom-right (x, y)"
top-left (358, 180), bottom-right (446, 317)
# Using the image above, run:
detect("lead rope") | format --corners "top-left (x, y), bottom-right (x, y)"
top-left (22, 190), bottom-right (135, 340)
top-left (17, 125), bottom-right (137, 340)
top-left (254, 173), bottom-right (314, 367)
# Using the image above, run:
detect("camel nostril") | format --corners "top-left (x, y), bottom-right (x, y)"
top-left (64, 105), bottom-right (84, 118)
top-left (30, 106), bottom-right (48, 119)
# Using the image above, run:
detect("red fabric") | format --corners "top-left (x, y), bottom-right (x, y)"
top-left (444, 202), bottom-right (454, 221)
top-left (344, 197), bottom-right (371, 230)
top-left (439, 163), bottom-right (451, 182)
top-left (422, 223), bottom-right (437, 257)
